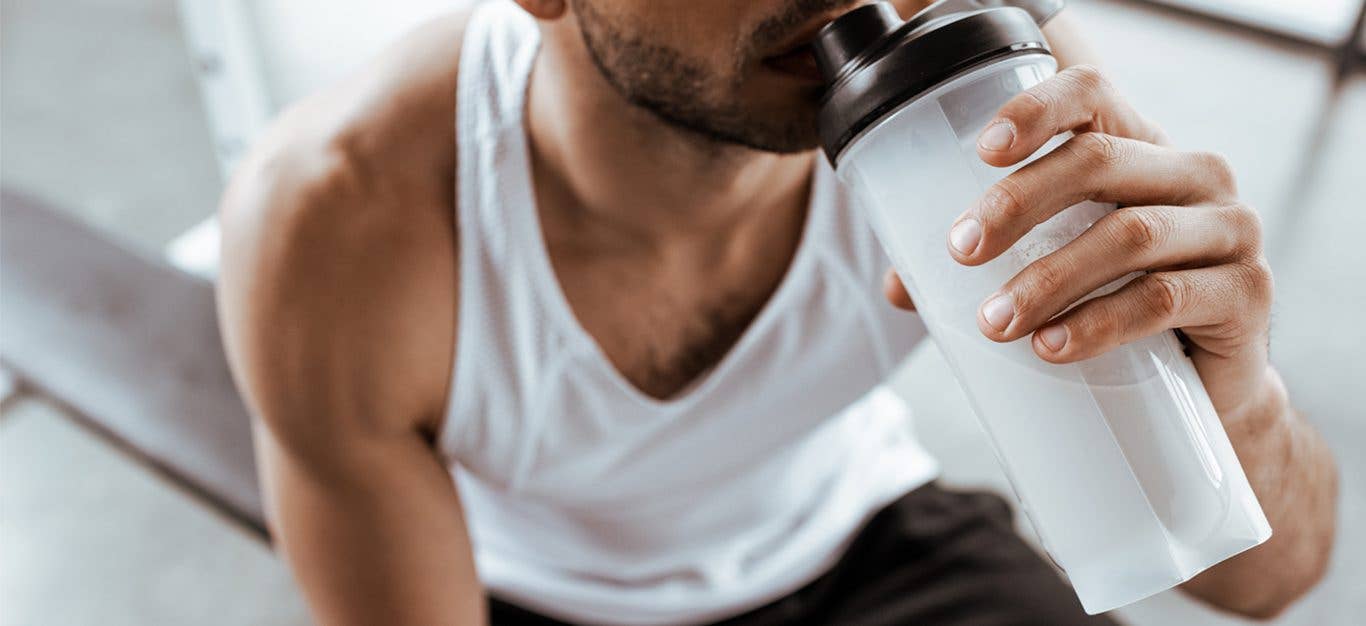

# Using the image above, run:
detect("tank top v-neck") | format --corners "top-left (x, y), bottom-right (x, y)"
top-left (440, 3), bottom-right (938, 624)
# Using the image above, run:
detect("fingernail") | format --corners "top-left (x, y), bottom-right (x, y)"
top-left (981, 293), bottom-right (1014, 331)
top-left (949, 219), bottom-right (982, 256)
top-left (1039, 324), bottom-right (1068, 351)
top-left (978, 121), bottom-right (1015, 152)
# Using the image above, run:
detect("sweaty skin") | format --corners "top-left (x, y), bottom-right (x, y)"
top-left (218, 2), bottom-right (1336, 624)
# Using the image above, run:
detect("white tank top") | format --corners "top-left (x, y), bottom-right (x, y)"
top-left (440, 3), bottom-right (938, 624)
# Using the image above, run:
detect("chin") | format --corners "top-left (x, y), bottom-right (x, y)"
top-left (738, 105), bottom-right (823, 154)
top-left (727, 127), bottom-right (822, 154)
top-left (642, 86), bottom-right (823, 153)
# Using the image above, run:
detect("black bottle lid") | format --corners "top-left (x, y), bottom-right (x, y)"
top-left (812, 4), bottom-right (902, 81)
top-left (813, 2), bottom-right (1054, 165)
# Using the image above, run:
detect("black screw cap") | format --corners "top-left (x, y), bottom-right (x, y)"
top-left (812, 3), bottom-right (903, 84)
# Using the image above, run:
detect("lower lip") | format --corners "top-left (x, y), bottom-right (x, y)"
top-left (762, 47), bottom-right (824, 82)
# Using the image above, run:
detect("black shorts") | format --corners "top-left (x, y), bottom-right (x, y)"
top-left (490, 483), bottom-right (1122, 625)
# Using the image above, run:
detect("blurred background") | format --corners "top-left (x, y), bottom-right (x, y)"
top-left (2, 0), bottom-right (1363, 624)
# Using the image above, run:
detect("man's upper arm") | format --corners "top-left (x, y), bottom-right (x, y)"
top-left (217, 138), bottom-right (479, 623)
top-left (217, 140), bottom-right (456, 451)
top-left (213, 8), bottom-right (480, 613)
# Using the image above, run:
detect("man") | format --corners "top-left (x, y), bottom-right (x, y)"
top-left (217, 0), bottom-right (1338, 624)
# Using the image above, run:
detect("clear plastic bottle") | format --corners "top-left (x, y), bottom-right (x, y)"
top-left (813, 2), bottom-right (1270, 613)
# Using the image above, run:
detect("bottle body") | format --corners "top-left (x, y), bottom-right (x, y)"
top-left (834, 54), bottom-right (1271, 614)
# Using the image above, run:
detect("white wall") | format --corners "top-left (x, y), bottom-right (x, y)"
top-left (172, 0), bottom-right (480, 275)
top-left (245, 0), bottom-right (476, 108)
top-left (178, 0), bottom-right (479, 176)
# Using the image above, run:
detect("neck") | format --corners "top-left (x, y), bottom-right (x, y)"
top-left (525, 19), bottom-right (816, 248)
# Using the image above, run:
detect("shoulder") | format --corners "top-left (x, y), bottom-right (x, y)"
top-left (217, 10), bottom-right (476, 453)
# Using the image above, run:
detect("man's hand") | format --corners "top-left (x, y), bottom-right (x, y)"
top-left (885, 64), bottom-right (1273, 420)
top-left (955, 64), bottom-right (1272, 420)
top-left (886, 63), bottom-right (1337, 619)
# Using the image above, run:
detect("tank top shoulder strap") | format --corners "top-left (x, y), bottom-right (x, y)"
top-left (442, 1), bottom-right (548, 464)
top-left (458, 1), bottom-right (539, 134)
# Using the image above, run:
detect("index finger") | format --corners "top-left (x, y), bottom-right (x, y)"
top-left (976, 64), bottom-right (1165, 167)
top-left (950, 134), bottom-right (1236, 266)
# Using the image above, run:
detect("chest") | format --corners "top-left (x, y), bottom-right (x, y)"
top-left (548, 242), bottom-right (796, 401)
top-left (448, 249), bottom-right (914, 501)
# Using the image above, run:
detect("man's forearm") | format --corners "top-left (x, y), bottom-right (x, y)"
top-left (1180, 366), bottom-right (1338, 618)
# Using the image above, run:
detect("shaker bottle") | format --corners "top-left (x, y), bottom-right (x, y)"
top-left (812, 0), bottom-right (1271, 614)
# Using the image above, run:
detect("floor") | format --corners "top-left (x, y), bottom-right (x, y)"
top-left (2, 0), bottom-right (1363, 625)
top-left (0, 399), bottom-right (310, 626)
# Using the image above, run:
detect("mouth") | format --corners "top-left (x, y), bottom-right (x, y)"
top-left (762, 45), bottom-right (823, 82)
top-left (759, 8), bottom-right (854, 82)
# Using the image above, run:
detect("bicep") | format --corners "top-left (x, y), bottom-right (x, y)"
top-left (234, 289), bottom-right (480, 626)
top-left (255, 422), bottom-right (483, 626)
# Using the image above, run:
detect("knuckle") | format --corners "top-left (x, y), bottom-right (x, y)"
top-left (1143, 273), bottom-right (1186, 320)
top-left (1240, 257), bottom-right (1276, 308)
top-left (1063, 64), bottom-right (1109, 93)
top-left (1216, 203), bottom-right (1265, 252)
top-left (986, 177), bottom-right (1032, 218)
top-left (1079, 303), bottom-right (1122, 344)
top-left (1110, 209), bottom-right (1169, 256)
top-left (1192, 150), bottom-right (1238, 197)
top-left (1074, 132), bottom-right (1128, 168)
top-left (1015, 87), bottom-right (1053, 121)
top-left (1021, 258), bottom-right (1069, 310)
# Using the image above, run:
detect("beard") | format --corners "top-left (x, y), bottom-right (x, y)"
top-left (571, 0), bottom-right (855, 153)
